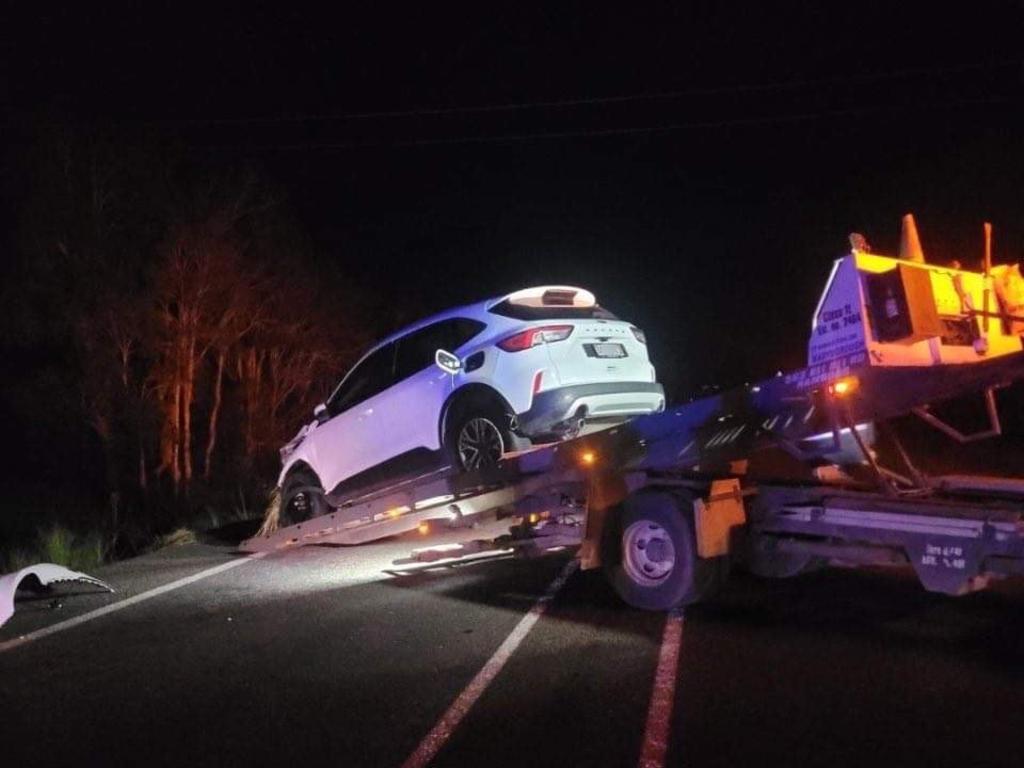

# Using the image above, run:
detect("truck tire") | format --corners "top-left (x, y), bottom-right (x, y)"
top-left (745, 541), bottom-right (825, 580)
top-left (279, 468), bottom-right (328, 526)
top-left (605, 489), bottom-right (726, 611)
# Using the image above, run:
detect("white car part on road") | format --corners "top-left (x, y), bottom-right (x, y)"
top-left (0, 563), bottom-right (114, 629)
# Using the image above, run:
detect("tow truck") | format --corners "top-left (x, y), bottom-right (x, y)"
top-left (242, 215), bottom-right (1024, 611)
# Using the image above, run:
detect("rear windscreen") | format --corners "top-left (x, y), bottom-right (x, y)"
top-left (488, 301), bottom-right (618, 320)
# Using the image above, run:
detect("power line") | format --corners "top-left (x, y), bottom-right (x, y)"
top-left (199, 94), bottom-right (1015, 152)
top-left (166, 60), bottom-right (1019, 127)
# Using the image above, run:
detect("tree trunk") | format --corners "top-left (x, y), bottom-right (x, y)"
top-left (138, 437), bottom-right (148, 491)
top-left (182, 326), bottom-right (196, 485)
top-left (203, 349), bottom-right (226, 479)
top-left (162, 335), bottom-right (183, 492)
top-left (240, 346), bottom-right (265, 459)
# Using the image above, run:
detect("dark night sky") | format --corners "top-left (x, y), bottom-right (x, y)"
top-left (3, 2), bottom-right (1024, 399)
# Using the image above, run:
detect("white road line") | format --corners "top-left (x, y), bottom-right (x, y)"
top-left (401, 559), bottom-right (578, 768)
top-left (638, 610), bottom-right (684, 768)
top-left (0, 552), bottom-right (267, 654)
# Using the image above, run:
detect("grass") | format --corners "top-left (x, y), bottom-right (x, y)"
top-left (0, 478), bottom-right (274, 575)
top-left (1, 525), bottom-right (106, 574)
top-left (157, 527), bottom-right (197, 548)
top-left (256, 487), bottom-right (281, 537)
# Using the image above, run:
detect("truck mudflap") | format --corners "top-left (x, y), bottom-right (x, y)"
top-left (0, 563), bottom-right (114, 629)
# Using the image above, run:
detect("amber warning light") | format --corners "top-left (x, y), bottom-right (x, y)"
top-left (827, 376), bottom-right (860, 398)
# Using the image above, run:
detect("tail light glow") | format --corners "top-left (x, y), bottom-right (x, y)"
top-left (497, 325), bottom-right (574, 352)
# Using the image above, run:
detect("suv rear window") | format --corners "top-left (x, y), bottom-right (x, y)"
top-left (488, 301), bottom-right (618, 320)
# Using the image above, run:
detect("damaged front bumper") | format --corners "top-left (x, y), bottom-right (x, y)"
top-left (0, 563), bottom-right (114, 629)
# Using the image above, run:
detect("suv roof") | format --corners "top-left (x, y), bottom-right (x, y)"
top-left (371, 298), bottom-right (493, 352)
top-left (367, 285), bottom-right (600, 355)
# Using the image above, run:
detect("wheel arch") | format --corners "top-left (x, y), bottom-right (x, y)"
top-left (278, 458), bottom-right (318, 489)
top-left (439, 383), bottom-right (516, 446)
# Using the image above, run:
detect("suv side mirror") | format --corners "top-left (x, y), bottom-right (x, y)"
top-left (314, 403), bottom-right (329, 424)
top-left (435, 349), bottom-right (462, 374)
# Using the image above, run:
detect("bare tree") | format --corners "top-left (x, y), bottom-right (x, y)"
top-left (9, 127), bottom-right (369, 543)
top-left (153, 210), bottom-right (268, 491)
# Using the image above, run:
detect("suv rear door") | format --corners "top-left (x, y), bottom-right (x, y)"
top-left (488, 297), bottom-right (653, 387)
top-left (385, 318), bottom-right (486, 459)
top-left (540, 317), bottom-right (652, 386)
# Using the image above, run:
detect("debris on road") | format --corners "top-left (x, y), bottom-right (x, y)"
top-left (0, 563), bottom-right (114, 628)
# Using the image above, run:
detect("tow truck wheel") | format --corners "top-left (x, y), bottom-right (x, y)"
top-left (279, 469), bottom-right (328, 526)
top-left (745, 541), bottom-right (825, 580)
top-left (605, 490), bottom-right (724, 611)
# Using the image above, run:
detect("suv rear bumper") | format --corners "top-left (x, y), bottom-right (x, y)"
top-left (515, 382), bottom-right (665, 437)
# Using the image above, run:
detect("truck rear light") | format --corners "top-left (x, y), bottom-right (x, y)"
top-left (630, 326), bottom-right (647, 344)
top-left (827, 376), bottom-right (860, 398)
top-left (497, 325), bottom-right (574, 352)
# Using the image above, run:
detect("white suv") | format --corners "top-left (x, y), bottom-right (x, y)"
top-left (278, 286), bottom-right (664, 522)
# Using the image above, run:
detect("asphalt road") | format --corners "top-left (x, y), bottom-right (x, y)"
top-left (2, 521), bottom-right (1023, 768)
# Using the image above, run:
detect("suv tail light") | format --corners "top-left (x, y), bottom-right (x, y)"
top-left (630, 326), bottom-right (647, 344)
top-left (497, 325), bottom-right (574, 352)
